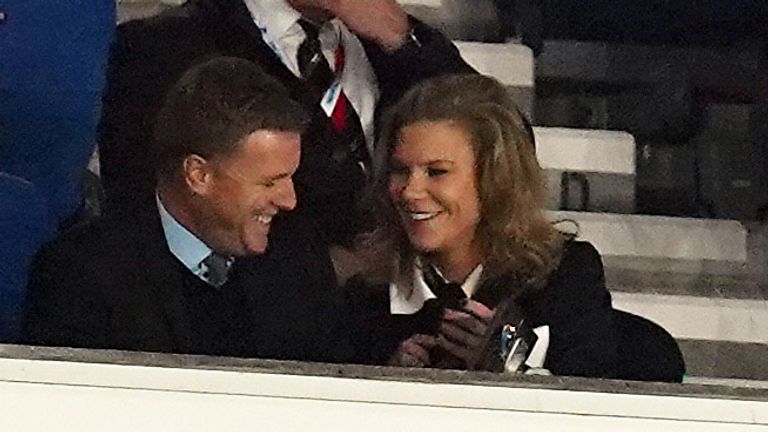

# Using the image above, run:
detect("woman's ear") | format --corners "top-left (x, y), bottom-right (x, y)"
top-left (183, 154), bottom-right (214, 196)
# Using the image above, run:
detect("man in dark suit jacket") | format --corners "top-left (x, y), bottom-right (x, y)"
top-left (23, 57), bottom-right (355, 362)
top-left (99, 0), bottom-right (473, 245)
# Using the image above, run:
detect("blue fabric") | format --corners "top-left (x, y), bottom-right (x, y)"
top-left (0, 175), bottom-right (55, 341)
top-left (0, 0), bottom-right (115, 223)
top-left (0, 0), bottom-right (115, 341)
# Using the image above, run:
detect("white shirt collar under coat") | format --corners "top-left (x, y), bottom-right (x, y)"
top-left (243, 0), bottom-right (301, 46)
top-left (390, 261), bottom-right (484, 315)
top-left (242, 0), bottom-right (378, 151)
top-left (243, 0), bottom-right (339, 75)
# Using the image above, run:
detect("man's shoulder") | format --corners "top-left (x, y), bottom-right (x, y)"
top-left (37, 211), bottom-right (161, 272)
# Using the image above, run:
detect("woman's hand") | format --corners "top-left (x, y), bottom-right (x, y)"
top-left (437, 300), bottom-right (495, 368)
top-left (387, 333), bottom-right (437, 368)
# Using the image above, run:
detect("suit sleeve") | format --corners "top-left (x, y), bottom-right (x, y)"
top-left (363, 17), bottom-right (476, 110)
top-left (533, 242), bottom-right (619, 378)
top-left (22, 237), bottom-right (110, 349)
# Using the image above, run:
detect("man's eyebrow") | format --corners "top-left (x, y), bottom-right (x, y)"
top-left (264, 172), bottom-right (293, 182)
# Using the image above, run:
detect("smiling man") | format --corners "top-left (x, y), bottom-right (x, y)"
top-left (23, 58), bottom-right (355, 362)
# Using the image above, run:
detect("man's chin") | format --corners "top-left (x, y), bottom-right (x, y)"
top-left (243, 237), bottom-right (270, 255)
top-left (252, 245), bottom-right (269, 255)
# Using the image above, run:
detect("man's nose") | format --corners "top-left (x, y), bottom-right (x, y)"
top-left (274, 178), bottom-right (297, 211)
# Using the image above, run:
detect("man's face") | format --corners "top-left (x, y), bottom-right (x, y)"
top-left (195, 130), bottom-right (301, 256)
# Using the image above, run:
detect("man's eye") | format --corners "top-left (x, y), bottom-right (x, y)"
top-left (427, 168), bottom-right (448, 177)
top-left (262, 180), bottom-right (276, 188)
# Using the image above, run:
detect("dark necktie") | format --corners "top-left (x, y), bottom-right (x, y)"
top-left (297, 19), bottom-right (334, 99)
top-left (298, 19), bottom-right (370, 178)
top-left (202, 253), bottom-right (231, 288)
top-left (423, 265), bottom-right (468, 310)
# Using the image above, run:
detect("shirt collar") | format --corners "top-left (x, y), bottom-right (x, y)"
top-left (389, 260), bottom-right (484, 315)
top-left (156, 194), bottom-right (213, 275)
top-left (243, 0), bottom-right (341, 55)
top-left (243, 0), bottom-right (303, 42)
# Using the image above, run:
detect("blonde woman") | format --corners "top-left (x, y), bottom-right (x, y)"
top-left (345, 74), bottom-right (618, 377)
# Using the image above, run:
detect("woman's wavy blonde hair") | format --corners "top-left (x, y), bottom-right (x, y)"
top-left (357, 74), bottom-right (564, 290)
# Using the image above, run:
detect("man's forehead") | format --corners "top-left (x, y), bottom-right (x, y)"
top-left (234, 130), bottom-right (301, 165)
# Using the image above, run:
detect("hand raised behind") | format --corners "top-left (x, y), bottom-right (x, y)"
top-left (289, 0), bottom-right (409, 52)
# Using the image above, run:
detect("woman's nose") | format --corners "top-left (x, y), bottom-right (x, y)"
top-left (400, 172), bottom-right (427, 200)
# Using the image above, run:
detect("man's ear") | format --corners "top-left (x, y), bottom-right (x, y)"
top-left (183, 154), bottom-right (214, 195)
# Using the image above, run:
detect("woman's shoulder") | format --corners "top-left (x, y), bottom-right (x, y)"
top-left (525, 239), bottom-right (607, 309)
top-left (553, 239), bottom-right (604, 281)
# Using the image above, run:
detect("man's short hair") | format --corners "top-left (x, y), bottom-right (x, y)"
top-left (154, 56), bottom-right (309, 178)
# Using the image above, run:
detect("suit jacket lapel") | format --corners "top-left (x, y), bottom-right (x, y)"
top-left (208, 0), bottom-right (304, 89)
top-left (211, 0), bottom-right (347, 122)
top-left (473, 272), bottom-right (524, 309)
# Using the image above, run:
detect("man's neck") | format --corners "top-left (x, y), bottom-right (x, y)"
top-left (156, 182), bottom-right (204, 242)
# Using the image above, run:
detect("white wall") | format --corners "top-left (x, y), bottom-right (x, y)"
top-left (1, 356), bottom-right (767, 431)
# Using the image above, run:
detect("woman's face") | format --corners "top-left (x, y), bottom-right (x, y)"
top-left (388, 120), bottom-right (481, 264)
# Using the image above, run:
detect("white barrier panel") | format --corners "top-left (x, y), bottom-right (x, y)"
top-left (551, 211), bottom-right (748, 263)
top-left (613, 293), bottom-right (768, 344)
top-left (534, 127), bottom-right (637, 213)
top-left (534, 127), bottom-right (636, 175)
top-left (454, 42), bottom-right (535, 88)
top-left (2, 355), bottom-right (768, 431)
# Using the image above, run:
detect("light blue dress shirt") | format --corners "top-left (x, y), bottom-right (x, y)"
top-left (156, 195), bottom-right (215, 283)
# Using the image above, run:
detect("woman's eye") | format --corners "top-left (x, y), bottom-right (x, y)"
top-left (427, 168), bottom-right (448, 177)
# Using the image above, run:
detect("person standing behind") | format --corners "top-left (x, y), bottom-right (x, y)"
top-left (98, 0), bottom-right (473, 246)
top-left (346, 74), bottom-right (619, 377)
top-left (24, 57), bottom-right (354, 363)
